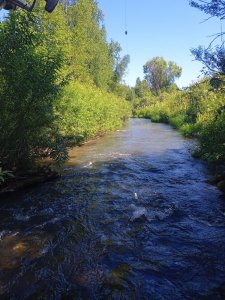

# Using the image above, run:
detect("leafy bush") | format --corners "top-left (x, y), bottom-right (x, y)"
top-left (196, 114), bottom-right (225, 162)
top-left (0, 12), bottom-right (67, 170)
top-left (133, 79), bottom-right (225, 163)
top-left (55, 81), bottom-right (131, 139)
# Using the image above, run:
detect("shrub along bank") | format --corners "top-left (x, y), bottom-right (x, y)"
top-left (0, 4), bottom-right (132, 191)
top-left (133, 79), bottom-right (225, 194)
top-left (55, 81), bottom-right (131, 140)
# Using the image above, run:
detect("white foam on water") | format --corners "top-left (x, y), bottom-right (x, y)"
top-left (83, 161), bottom-right (93, 168)
top-left (130, 204), bottom-right (150, 222)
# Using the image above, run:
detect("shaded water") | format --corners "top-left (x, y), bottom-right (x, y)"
top-left (0, 118), bottom-right (225, 299)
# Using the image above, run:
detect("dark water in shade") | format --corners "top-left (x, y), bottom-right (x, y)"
top-left (0, 118), bottom-right (225, 299)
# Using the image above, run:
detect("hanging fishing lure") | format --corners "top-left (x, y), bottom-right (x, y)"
top-left (124, 0), bottom-right (128, 35)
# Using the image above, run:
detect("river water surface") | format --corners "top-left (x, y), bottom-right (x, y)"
top-left (0, 119), bottom-right (225, 299)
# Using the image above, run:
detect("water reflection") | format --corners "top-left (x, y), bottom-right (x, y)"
top-left (0, 119), bottom-right (225, 299)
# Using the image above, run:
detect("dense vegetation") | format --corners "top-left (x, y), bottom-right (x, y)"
top-left (133, 79), bottom-right (225, 163)
top-left (1, 0), bottom-right (225, 186)
top-left (0, 0), bottom-right (131, 174)
top-left (132, 0), bottom-right (225, 164)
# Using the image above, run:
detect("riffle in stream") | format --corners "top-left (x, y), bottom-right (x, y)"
top-left (0, 119), bottom-right (225, 299)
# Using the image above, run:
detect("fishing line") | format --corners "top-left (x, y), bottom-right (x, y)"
top-left (124, 0), bottom-right (130, 86)
top-left (220, 18), bottom-right (224, 44)
top-left (124, 0), bottom-right (127, 36)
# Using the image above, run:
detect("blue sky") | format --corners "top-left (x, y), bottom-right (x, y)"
top-left (0, 1), bottom-right (223, 88)
top-left (98, 0), bottom-right (223, 88)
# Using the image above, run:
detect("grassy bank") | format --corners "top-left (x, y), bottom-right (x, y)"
top-left (133, 79), bottom-right (225, 164)
top-left (133, 79), bottom-right (225, 195)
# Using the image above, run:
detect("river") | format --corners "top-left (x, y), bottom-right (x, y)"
top-left (0, 118), bottom-right (225, 299)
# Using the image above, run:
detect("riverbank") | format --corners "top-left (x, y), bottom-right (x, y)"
top-left (1, 118), bottom-right (224, 299)
top-left (0, 132), bottom-right (122, 196)
top-left (0, 167), bottom-right (59, 196)
top-left (208, 164), bottom-right (225, 195)
top-left (133, 81), bottom-right (225, 191)
top-left (1, 118), bottom-right (225, 198)
top-left (137, 116), bottom-right (225, 197)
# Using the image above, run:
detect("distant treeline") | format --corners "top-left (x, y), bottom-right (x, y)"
top-left (131, 0), bottom-right (225, 164)
top-left (133, 78), bottom-right (225, 163)
top-left (0, 0), bottom-right (131, 173)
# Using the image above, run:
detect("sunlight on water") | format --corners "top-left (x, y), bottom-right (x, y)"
top-left (0, 119), bottom-right (225, 299)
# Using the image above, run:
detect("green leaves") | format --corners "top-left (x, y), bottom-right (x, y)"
top-left (0, 9), bottom-right (66, 170)
top-left (0, 164), bottom-right (14, 185)
top-left (0, 0), bottom-right (131, 172)
top-left (143, 57), bottom-right (182, 95)
top-left (134, 78), bottom-right (225, 163)
top-left (55, 81), bottom-right (131, 139)
top-left (68, 0), bottom-right (114, 89)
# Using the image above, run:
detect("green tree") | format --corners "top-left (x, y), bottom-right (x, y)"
top-left (0, 11), bottom-right (67, 170)
top-left (135, 77), bottom-right (152, 98)
top-left (109, 40), bottom-right (130, 83)
top-left (68, 0), bottom-right (113, 89)
top-left (39, 3), bottom-right (73, 81)
top-left (143, 57), bottom-right (182, 95)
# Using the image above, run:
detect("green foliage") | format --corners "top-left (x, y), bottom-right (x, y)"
top-left (133, 78), bottom-right (225, 162)
top-left (68, 0), bottom-right (114, 89)
top-left (109, 40), bottom-right (130, 85)
top-left (196, 113), bottom-right (225, 162)
top-left (190, 1), bottom-right (225, 83)
top-left (132, 78), bottom-right (155, 113)
top-left (143, 56), bottom-right (182, 95)
top-left (0, 11), bottom-right (67, 170)
top-left (0, 0), bottom-right (131, 173)
top-left (134, 78), bottom-right (152, 98)
top-left (187, 0), bottom-right (225, 162)
top-left (55, 81), bottom-right (131, 139)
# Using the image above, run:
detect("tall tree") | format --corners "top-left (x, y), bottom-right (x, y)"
top-left (109, 40), bottom-right (130, 83)
top-left (68, 0), bottom-right (113, 89)
top-left (135, 77), bottom-right (152, 98)
top-left (0, 11), bottom-right (67, 169)
top-left (39, 3), bottom-right (73, 81)
top-left (143, 57), bottom-right (182, 95)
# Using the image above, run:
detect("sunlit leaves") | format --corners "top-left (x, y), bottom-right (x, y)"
top-left (0, 10), bottom-right (66, 169)
top-left (55, 81), bottom-right (131, 138)
top-left (143, 57), bottom-right (182, 95)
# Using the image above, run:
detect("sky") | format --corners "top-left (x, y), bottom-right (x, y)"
top-left (0, 0), bottom-right (223, 88)
top-left (97, 0), bottom-right (224, 88)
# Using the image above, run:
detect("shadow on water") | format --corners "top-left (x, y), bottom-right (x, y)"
top-left (0, 119), bottom-right (225, 299)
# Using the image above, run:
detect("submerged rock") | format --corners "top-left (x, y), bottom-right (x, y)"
top-left (130, 204), bottom-right (149, 223)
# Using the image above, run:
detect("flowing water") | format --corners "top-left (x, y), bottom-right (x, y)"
top-left (0, 118), bottom-right (225, 299)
